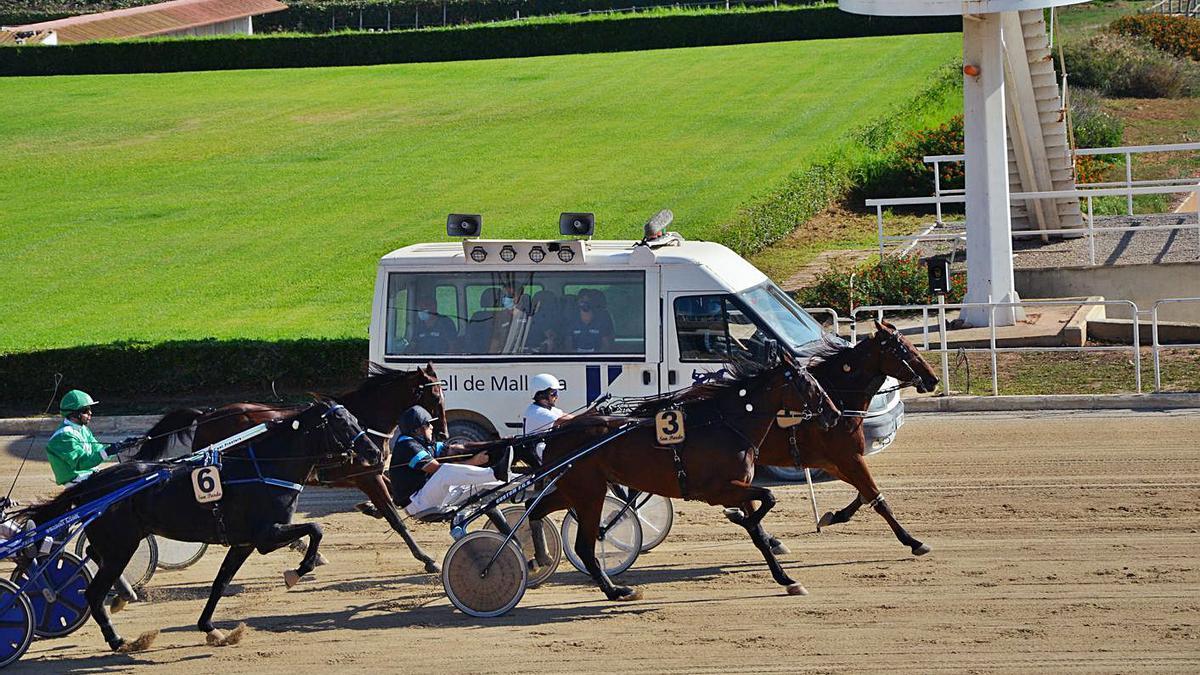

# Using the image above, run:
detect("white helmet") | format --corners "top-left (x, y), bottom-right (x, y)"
top-left (530, 373), bottom-right (561, 398)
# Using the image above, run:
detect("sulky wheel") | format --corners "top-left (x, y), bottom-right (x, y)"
top-left (75, 533), bottom-right (158, 590)
top-left (632, 493), bottom-right (673, 552)
top-left (482, 506), bottom-right (562, 588)
top-left (155, 539), bottom-right (208, 571)
top-left (441, 530), bottom-right (527, 618)
top-left (0, 578), bottom-right (34, 668)
top-left (9, 552), bottom-right (93, 638)
top-left (561, 494), bottom-right (643, 578)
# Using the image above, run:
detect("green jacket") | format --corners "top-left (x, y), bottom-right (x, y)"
top-left (45, 419), bottom-right (112, 485)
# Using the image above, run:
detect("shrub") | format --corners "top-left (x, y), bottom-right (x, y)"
top-left (0, 6), bottom-right (961, 77)
top-left (853, 114), bottom-right (963, 200)
top-left (1059, 32), bottom-right (1200, 98)
top-left (1069, 87), bottom-right (1123, 152)
top-left (1111, 14), bottom-right (1200, 61)
top-left (795, 254), bottom-right (965, 316)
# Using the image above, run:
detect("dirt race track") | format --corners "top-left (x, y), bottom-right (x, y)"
top-left (2, 410), bottom-right (1198, 673)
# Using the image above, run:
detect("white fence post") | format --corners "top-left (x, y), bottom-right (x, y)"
top-left (1125, 151), bottom-right (1134, 215)
top-left (938, 295), bottom-right (950, 394)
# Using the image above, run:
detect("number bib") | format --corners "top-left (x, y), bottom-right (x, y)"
top-left (655, 410), bottom-right (685, 445)
top-left (191, 466), bottom-right (223, 504)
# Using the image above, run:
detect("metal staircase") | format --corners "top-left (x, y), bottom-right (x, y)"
top-left (1002, 9), bottom-right (1083, 237)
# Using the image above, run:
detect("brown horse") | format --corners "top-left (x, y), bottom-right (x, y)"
top-left (137, 364), bottom-right (448, 572)
top-left (526, 358), bottom-right (839, 602)
top-left (756, 320), bottom-right (940, 556)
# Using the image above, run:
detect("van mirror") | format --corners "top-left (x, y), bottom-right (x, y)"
top-left (447, 214), bottom-right (482, 237)
top-left (559, 212), bottom-right (595, 237)
top-left (763, 338), bottom-right (778, 365)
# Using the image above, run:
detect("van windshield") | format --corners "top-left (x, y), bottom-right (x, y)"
top-left (735, 282), bottom-right (824, 350)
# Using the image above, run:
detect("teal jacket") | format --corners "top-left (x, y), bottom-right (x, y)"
top-left (45, 419), bottom-right (112, 485)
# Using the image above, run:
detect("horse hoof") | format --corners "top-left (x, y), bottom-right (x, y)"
top-left (526, 560), bottom-right (542, 576)
top-left (289, 540), bottom-right (308, 554)
top-left (722, 507), bottom-right (741, 524)
top-left (283, 570), bottom-right (301, 588)
top-left (615, 588), bottom-right (642, 602)
top-left (786, 584), bottom-right (809, 596)
top-left (109, 595), bottom-right (128, 614)
top-left (117, 629), bottom-right (158, 653)
top-left (314, 553), bottom-right (330, 567)
top-left (912, 543), bottom-right (932, 556)
top-left (423, 561), bottom-right (441, 574)
top-left (771, 543), bottom-right (791, 556)
top-left (108, 637), bottom-right (126, 652)
top-left (206, 629), bottom-right (226, 646)
top-left (818, 512), bottom-right (835, 528)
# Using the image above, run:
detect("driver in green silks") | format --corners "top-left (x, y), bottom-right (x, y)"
top-left (44, 390), bottom-right (141, 612)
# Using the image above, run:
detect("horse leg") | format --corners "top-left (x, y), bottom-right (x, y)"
top-left (359, 474), bottom-right (440, 573)
top-left (197, 544), bottom-right (253, 646)
top-left (527, 489), bottom-right (571, 568)
top-left (725, 488), bottom-right (805, 595)
top-left (87, 543), bottom-right (138, 612)
top-left (569, 485), bottom-right (640, 602)
top-left (818, 496), bottom-right (864, 529)
top-left (724, 504), bottom-right (790, 555)
top-left (84, 544), bottom-right (133, 651)
top-left (836, 455), bottom-right (930, 556)
top-left (253, 522), bottom-right (325, 587)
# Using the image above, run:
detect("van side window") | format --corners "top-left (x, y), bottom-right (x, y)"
top-left (674, 295), bottom-right (771, 362)
top-left (386, 271), bottom-right (645, 357)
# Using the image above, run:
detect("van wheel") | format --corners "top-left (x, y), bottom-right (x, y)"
top-left (447, 420), bottom-right (493, 446)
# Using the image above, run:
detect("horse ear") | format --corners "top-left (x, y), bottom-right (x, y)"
top-left (882, 320), bottom-right (896, 331)
top-left (425, 362), bottom-right (437, 376)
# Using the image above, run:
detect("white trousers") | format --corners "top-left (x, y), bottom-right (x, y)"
top-left (405, 463), bottom-right (501, 517)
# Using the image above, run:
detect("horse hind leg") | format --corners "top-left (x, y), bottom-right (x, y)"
top-left (724, 507), bottom-right (789, 555)
top-left (362, 474), bottom-right (440, 573)
top-left (866, 494), bottom-right (930, 556)
top-left (569, 488), bottom-right (640, 602)
top-left (836, 455), bottom-right (930, 555)
top-left (87, 537), bottom-right (159, 652)
top-left (818, 496), bottom-right (864, 529)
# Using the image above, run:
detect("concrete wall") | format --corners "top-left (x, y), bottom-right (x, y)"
top-left (1015, 262), bottom-right (1200, 322)
top-left (165, 16), bottom-right (253, 38)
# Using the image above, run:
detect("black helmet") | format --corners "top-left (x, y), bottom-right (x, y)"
top-left (399, 405), bottom-right (437, 435)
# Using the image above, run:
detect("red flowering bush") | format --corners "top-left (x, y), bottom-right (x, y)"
top-left (1111, 14), bottom-right (1200, 61)
top-left (796, 254), bottom-right (966, 316)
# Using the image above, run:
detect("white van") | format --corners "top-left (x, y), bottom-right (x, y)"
top-left (368, 219), bottom-right (904, 477)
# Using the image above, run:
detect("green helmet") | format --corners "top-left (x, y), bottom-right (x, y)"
top-left (60, 390), bottom-right (98, 415)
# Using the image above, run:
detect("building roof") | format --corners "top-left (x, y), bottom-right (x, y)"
top-left (7, 0), bottom-right (287, 44)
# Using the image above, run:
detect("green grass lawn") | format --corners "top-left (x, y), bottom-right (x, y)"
top-left (0, 34), bottom-right (960, 352)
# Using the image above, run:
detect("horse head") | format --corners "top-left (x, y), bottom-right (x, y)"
top-left (872, 320), bottom-right (939, 394)
top-left (769, 352), bottom-right (840, 431)
top-left (416, 362), bottom-right (449, 442)
top-left (300, 399), bottom-right (383, 471)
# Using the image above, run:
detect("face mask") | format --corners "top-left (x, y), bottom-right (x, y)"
top-left (578, 302), bottom-right (591, 312)
top-left (501, 296), bottom-right (514, 309)
top-left (417, 310), bottom-right (430, 321)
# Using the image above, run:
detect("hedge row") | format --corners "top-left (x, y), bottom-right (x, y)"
top-left (0, 7), bottom-right (961, 77)
top-left (0, 338), bottom-right (369, 410)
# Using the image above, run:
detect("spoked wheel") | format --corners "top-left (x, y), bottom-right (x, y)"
top-left (482, 506), bottom-right (562, 588)
top-left (75, 534), bottom-right (159, 590)
top-left (155, 539), bottom-right (208, 571)
top-left (0, 579), bottom-right (34, 668)
top-left (441, 531), bottom-right (527, 618)
top-left (611, 486), bottom-right (674, 553)
top-left (10, 552), bottom-right (93, 638)
top-left (561, 494), bottom-right (643, 578)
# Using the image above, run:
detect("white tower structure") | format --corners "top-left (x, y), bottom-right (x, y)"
top-left (840, 0), bottom-right (1088, 326)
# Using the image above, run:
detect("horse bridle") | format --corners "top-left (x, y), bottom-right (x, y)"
top-left (306, 403), bottom-right (378, 471)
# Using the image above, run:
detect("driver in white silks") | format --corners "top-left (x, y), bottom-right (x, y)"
top-left (390, 406), bottom-right (512, 517)
top-left (520, 373), bottom-right (576, 465)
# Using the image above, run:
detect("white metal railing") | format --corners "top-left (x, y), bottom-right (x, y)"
top-left (801, 307), bottom-right (842, 334)
top-left (847, 299), bottom-right (1145, 395)
top-left (924, 141), bottom-right (1200, 218)
top-left (869, 184), bottom-right (1200, 265)
top-left (1152, 297), bottom-right (1200, 391)
top-left (1144, 0), bottom-right (1200, 16)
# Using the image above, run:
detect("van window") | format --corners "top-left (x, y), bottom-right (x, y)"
top-left (387, 270), bottom-right (645, 357)
top-left (673, 294), bottom-right (774, 363)
top-left (735, 282), bottom-right (823, 349)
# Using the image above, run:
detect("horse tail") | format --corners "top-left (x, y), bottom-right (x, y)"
top-left (25, 463), bottom-right (153, 524)
top-left (136, 408), bottom-right (206, 461)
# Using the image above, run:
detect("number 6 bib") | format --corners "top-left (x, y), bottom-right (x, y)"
top-left (191, 465), bottom-right (224, 504)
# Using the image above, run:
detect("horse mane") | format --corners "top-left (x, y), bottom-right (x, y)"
top-left (796, 333), bottom-right (854, 369)
top-left (623, 358), bottom-right (772, 418)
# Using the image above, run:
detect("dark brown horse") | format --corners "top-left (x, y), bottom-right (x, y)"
top-left (138, 364), bottom-right (448, 572)
top-left (756, 320), bottom-right (940, 556)
top-left (526, 359), bottom-right (839, 602)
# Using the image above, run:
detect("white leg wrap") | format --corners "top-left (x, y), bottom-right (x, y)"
top-left (863, 494), bottom-right (885, 509)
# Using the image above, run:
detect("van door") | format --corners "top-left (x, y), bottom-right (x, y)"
top-left (664, 291), bottom-right (738, 391)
